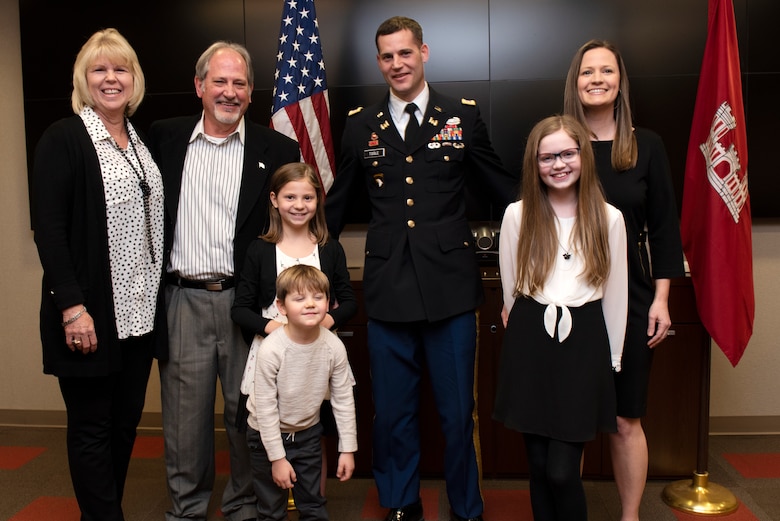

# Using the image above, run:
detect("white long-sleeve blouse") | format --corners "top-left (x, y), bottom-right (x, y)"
top-left (499, 200), bottom-right (628, 371)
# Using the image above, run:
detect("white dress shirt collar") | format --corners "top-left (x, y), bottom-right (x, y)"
top-left (389, 82), bottom-right (430, 124)
top-left (189, 112), bottom-right (246, 145)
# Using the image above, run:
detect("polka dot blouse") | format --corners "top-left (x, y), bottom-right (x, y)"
top-left (80, 107), bottom-right (164, 339)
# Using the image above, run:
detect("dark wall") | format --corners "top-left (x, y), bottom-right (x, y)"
top-left (19, 0), bottom-right (779, 220)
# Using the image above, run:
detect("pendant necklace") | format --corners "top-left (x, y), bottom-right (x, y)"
top-left (113, 122), bottom-right (156, 264)
top-left (558, 239), bottom-right (572, 260)
top-left (555, 216), bottom-right (574, 260)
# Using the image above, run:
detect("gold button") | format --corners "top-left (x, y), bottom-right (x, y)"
top-left (405, 155), bottom-right (414, 163)
top-left (372, 161), bottom-right (379, 167)
top-left (405, 177), bottom-right (414, 185)
top-left (463, 241), bottom-right (469, 246)
top-left (407, 220), bottom-right (416, 228)
top-left (444, 155), bottom-right (450, 161)
top-left (406, 198), bottom-right (414, 207)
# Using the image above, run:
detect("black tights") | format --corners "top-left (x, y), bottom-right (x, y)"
top-left (523, 433), bottom-right (586, 521)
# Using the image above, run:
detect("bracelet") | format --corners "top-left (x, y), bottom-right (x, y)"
top-left (61, 306), bottom-right (87, 327)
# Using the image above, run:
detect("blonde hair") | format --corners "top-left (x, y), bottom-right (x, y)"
top-left (515, 115), bottom-right (611, 296)
top-left (71, 28), bottom-right (145, 116)
top-left (276, 264), bottom-right (330, 302)
top-left (563, 39), bottom-right (637, 171)
top-left (262, 162), bottom-right (329, 246)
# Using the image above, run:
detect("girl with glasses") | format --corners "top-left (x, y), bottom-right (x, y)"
top-left (494, 114), bottom-right (628, 520)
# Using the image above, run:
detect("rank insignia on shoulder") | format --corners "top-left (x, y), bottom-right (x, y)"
top-left (461, 98), bottom-right (476, 106)
top-left (348, 107), bottom-right (364, 116)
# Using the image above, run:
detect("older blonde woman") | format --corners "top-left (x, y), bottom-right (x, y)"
top-left (31, 28), bottom-right (164, 520)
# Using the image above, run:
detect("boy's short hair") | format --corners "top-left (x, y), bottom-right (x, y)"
top-left (276, 265), bottom-right (330, 302)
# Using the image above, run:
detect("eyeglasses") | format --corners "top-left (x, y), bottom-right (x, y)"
top-left (538, 148), bottom-right (580, 166)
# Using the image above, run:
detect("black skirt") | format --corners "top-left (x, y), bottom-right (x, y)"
top-left (493, 296), bottom-right (617, 442)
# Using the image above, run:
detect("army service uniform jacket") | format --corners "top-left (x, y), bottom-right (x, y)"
top-left (326, 88), bottom-right (517, 323)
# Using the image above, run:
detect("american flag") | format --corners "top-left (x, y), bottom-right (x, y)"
top-left (271, 0), bottom-right (336, 191)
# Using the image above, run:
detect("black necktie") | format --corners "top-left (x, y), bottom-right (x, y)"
top-left (404, 103), bottom-right (419, 143)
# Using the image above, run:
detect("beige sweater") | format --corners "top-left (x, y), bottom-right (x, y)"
top-left (247, 326), bottom-right (357, 461)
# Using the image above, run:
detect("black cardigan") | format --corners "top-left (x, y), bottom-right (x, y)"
top-left (32, 116), bottom-right (167, 377)
top-left (231, 237), bottom-right (357, 345)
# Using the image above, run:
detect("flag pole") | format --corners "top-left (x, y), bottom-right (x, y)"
top-left (665, 0), bottom-right (750, 510)
top-left (661, 334), bottom-right (738, 514)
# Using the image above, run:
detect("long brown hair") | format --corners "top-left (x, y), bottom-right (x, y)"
top-left (563, 39), bottom-right (637, 172)
top-left (261, 162), bottom-right (329, 246)
top-left (514, 115), bottom-right (611, 296)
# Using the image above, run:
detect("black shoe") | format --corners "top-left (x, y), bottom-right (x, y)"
top-left (450, 514), bottom-right (483, 521)
top-left (384, 498), bottom-right (424, 521)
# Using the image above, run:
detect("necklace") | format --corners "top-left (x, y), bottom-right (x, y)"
top-left (112, 122), bottom-right (156, 263)
top-left (555, 216), bottom-right (575, 261)
top-left (558, 239), bottom-right (572, 260)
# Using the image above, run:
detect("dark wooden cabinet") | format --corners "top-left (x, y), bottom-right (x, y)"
top-left (328, 276), bottom-right (708, 480)
top-left (640, 277), bottom-right (710, 478)
top-left (330, 284), bottom-right (373, 476)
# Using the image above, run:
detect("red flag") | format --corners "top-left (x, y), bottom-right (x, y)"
top-left (270, 0), bottom-right (336, 191)
top-left (681, 0), bottom-right (754, 366)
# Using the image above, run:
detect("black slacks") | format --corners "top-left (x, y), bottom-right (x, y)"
top-left (58, 335), bottom-right (154, 521)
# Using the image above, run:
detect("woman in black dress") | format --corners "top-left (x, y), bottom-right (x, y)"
top-left (563, 40), bottom-right (685, 521)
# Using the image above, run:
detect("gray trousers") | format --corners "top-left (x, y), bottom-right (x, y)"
top-left (161, 285), bottom-right (256, 521)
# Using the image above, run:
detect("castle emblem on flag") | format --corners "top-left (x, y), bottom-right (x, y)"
top-left (700, 101), bottom-right (749, 223)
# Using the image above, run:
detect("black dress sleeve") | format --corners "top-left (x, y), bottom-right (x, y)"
top-left (640, 129), bottom-right (685, 280)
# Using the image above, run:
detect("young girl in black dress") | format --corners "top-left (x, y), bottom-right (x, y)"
top-left (494, 115), bottom-right (628, 520)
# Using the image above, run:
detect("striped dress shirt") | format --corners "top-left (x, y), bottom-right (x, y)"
top-left (169, 116), bottom-right (245, 280)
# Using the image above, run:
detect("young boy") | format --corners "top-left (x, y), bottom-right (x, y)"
top-left (245, 264), bottom-right (357, 520)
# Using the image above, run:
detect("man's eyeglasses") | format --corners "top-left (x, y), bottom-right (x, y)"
top-left (538, 148), bottom-right (580, 166)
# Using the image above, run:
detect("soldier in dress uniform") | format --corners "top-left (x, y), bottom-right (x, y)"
top-left (325, 16), bottom-right (517, 521)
